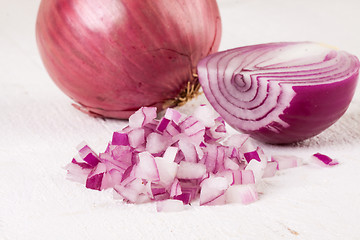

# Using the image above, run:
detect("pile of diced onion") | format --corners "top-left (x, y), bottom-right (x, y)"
top-left (65, 105), bottom-right (338, 212)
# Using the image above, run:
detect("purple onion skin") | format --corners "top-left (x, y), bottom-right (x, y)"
top-left (252, 74), bottom-right (358, 143)
top-left (198, 42), bottom-right (360, 144)
top-left (36, 0), bottom-right (221, 119)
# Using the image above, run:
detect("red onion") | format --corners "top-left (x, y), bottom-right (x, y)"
top-left (198, 42), bottom-right (360, 144)
top-left (36, 0), bottom-right (221, 118)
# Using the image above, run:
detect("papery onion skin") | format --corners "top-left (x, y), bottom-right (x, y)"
top-left (36, 0), bottom-right (221, 118)
top-left (198, 42), bottom-right (360, 144)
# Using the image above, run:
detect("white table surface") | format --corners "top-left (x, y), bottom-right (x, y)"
top-left (1, 0), bottom-right (360, 239)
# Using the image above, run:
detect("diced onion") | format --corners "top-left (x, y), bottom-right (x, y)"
top-left (65, 105), bottom-right (338, 211)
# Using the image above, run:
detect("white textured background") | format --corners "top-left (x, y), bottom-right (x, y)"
top-left (1, 0), bottom-right (360, 239)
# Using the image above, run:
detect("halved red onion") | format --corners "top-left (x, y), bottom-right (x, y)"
top-left (198, 42), bottom-right (360, 144)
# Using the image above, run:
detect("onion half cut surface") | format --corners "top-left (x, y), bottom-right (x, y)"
top-left (198, 42), bottom-right (360, 144)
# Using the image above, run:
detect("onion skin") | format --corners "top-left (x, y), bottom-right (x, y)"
top-left (198, 42), bottom-right (360, 144)
top-left (36, 0), bottom-right (221, 118)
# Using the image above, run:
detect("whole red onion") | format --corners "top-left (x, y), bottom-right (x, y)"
top-left (36, 0), bottom-right (221, 118)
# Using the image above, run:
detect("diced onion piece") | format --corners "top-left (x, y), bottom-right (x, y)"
top-left (111, 132), bottom-right (129, 146)
top-left (169, 179), bottom-right (182, 198)
top-left (179, 116), bottom-right (205, 145)
top-left (245, 148), bottom-right (268, 181)
top-left (200, 176), bottom-right (229, 205)
top-left (272, 155), bottom-right (303, 170)
top-left (244, 150), bottom-right (261, 163)
top-left (224, 134), bottom-right (250, 148)
top-left (114, 178), bottom-right (146, 203)
top-left (205, 116), bottom-right (227, 143)
top-left (64, 160), bottom-right (92, 184)
top-left (156, 199), bottom-right (185, 212)
top-left (86, 163), bottom-right (107, 190)
top-left (262, 161), bottom-right (278, 178)
top-left (164, 108), bottom-right (182, 123)
top-left (129, 107), bottom-right (157, 129)
top-left (178, 139), bottom-right (198, 162)
top-left (128, 128), bottom-right (145, 148)
top-left (76, 142), bottom-right (100, 167)
top-left (107, 169), bottom-right (123, 186)
top-left (216, 170), bottom-right (235, 185)
top-left (156, 118), bottom-right (170, 133)
top-left (241, 170), bottom-right (255, 185)
top-left (173, 192), bottom-right (192, 205)
top-left (150, 183), bottom-right (168, 201)
top-left (164, 121), bottom-right (182, 137)
top-left (155, 157), bottom-right (178, 188)
top-left (177, 181), bottom-right (199, 204)
top-left (229, 169), bottom-right (255, 185)
top-left (224, 157), bottom-right (240, 171)
top-left (225, 185), bottom-right (258, 204)
top-left (311, 153), bottom-right (339, 167)
top-left (146, 132), bottom-right (169, 154)
top-left (193, 104), bottom-right (220, 128)
top-left (135, 152), bottom-right (160, 182)
top-left (163, 146), bottom-right (179, 162)
top-left (176, 162), bottom-right (206, 179)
